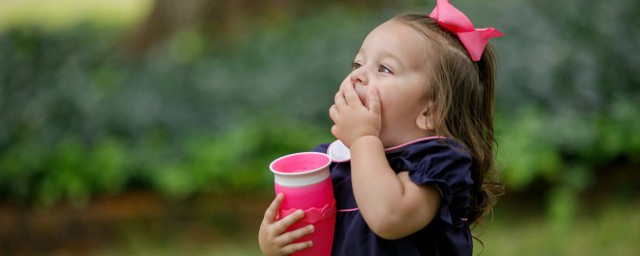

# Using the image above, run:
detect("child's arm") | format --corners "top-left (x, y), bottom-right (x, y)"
top-left (258, 193), bottom-right (315, 255)
top-left (350, 136), bottom-right (441, 240)
top-left (329, 82), bottom-right (440, 239)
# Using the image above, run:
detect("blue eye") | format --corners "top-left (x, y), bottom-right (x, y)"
top-left (378, 65), bottom-right (392, 73)
top-left (352, 62), bottom-right (362, 70)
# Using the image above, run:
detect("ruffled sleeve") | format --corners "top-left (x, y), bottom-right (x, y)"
top-left (389, 139), bottom-right (474, 226)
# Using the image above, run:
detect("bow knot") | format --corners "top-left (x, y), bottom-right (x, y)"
top-left (429, 0), bottom-right (503, 61)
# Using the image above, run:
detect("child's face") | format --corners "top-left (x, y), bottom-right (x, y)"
top-left (340, 20), bottom-right (433, 147)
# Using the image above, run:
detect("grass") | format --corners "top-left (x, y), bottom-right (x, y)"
top-left (475, 199), bottom-right (640, 256)
top-left (93, 200), bottom-right (640, 256)
top-left (0, 0), bottom-right (151, 31)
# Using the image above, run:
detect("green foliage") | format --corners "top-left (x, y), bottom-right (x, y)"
top-left (0, 7), bottom-right (364, 204)
top-left (0, 1), bottom-right (639, 211)
top-left (492, 0), bottom-right (640, 190)
top-left (148, 118), bottom-right (332, 199)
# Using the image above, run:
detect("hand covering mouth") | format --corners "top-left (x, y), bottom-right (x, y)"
top-left (355, 86), bottom-right (368, 106)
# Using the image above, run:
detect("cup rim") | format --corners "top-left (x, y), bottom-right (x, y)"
top-left (269, 152), bottom-right (331, 176)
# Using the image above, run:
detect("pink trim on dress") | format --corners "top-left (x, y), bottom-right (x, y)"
top-left (337, 208), bottom-right (359, 212)
top-left (384, 136), bottom-right (446, 152)
top-left (333, 137), bottom-right (447, 214)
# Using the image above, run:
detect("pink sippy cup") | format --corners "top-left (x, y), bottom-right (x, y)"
top-left (269, 152), bottom-right (336, 256)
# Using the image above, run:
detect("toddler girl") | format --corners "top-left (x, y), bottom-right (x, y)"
top-left (259, 0), bottom-right (504, 255)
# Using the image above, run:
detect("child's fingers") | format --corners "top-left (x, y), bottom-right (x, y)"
top-left (274, 209), bottom-right (305, 234)
top-left (334, 89), bottom-right (347, 108)
top-left (329, 104), bottom-right (339, 121)
top-left (280, 240), bottom-right (313, 255)
top-left (262, 193), bottom-right (284, 224)
top-left (343, 83), bottom-right (362, 106)
top-left (331, 125), bottom-right (339, 139)
top-left (367, 87), bottom-right (381, 114)
top-left (276, 224), bottom-right (314, 246)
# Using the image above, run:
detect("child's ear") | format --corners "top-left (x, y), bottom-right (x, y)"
top-left (416, 103), bottom-right (435, 131)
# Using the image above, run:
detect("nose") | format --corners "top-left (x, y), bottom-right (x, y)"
top-left (350, 68), bottom-right (368, 86)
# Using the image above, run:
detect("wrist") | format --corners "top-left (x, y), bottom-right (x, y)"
top-left (350, 135), bottom-right (383, 150)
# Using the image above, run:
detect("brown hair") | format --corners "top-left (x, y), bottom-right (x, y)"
top-left (394, 13), bottom-right (504, 228)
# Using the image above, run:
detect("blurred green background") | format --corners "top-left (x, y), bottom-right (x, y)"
top-left (0, 0), bottom-right (639, 255)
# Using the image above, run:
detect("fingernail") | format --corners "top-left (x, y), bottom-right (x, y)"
top-left (308, 225), bottom-right (314, 233)
top-left (297, 209), bottom-right (304, 216)
top-left (308, 241), bottom-right (313, 247)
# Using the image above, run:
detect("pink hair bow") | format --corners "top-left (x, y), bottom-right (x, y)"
top-left (429, 0), bottom-right (503, 61)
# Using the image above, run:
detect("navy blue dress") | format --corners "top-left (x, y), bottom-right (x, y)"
top-left (313, 137), bottom-right (474, 256)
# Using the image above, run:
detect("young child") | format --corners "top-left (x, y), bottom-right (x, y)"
top-left (259, 0), bottom-right (503, 255)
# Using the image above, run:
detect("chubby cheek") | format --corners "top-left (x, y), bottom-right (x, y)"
top-left (379, 95), bottom-right (411, 127)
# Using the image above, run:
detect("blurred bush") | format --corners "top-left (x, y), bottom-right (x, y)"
top-left (0, 0), bottom-right (638, 215)
top-left (488, 0), bottom-right (640, 225)
top-left (493, 0), bottom-right (640, 185)
top-left (0, 6), bottom-right (371, 205)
